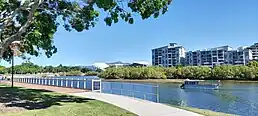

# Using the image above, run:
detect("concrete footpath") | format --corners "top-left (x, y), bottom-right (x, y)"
top-left (71, 92), bottom-right (202, 116)
top-left (2, 81), bottom-right (201, 116)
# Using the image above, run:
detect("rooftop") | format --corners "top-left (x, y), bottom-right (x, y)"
top-left (152, 43), bottom-right (185, 50)
top-left (107, 61), bottom-right (130, 65)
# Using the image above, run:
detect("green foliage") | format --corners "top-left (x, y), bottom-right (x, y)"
top-left (11, 62), bottom-right (41, 74)
top-left (95, 68), bottom-right (103, 73)
top-left (98, 67), bottom-right (123, 79)
top-left (247, 61), bottom-right (258, 67)
top-left (0, 0), bottom-right (172, 61)
top-left (212, 65), bottom-right (234, 79)
top-left (100, 65), bottom-right (258, 80)
top-left (142, 67), bottom-right (166, 79)
top-left (42, 65), bottom-right (85, 73)
top-left (164, 67), bottom-right (177, 79)
top-left (84, 71), bottom-right (99, 76)
top-left (2, 62), bottom-right (99, 75)
top-left (99, 66), bottom-right (166, 79)
top-left (179, 66), bottom-right (211, 79)
top-left (0, 65), bottom-right (7, 74)
top-left (66, 70), bottom-right (83, 76)
top-left (81, 67), bottom-right (92, 73)
top-left (43, 66), bottom-right (55, 73)
top-left (232, 66), bottom-right (257, 80)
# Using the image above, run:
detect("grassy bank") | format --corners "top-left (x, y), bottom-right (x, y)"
top-left (0, 85), bottom-right (135, 116)
top-left (169, 105), bottom-right (234, 116)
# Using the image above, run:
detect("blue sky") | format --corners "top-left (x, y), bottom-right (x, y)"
top-left (1, 0), bottom-right (258, 67)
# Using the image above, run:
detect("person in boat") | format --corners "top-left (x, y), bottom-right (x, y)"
top-left (180, 84), bottom-right (185, 88)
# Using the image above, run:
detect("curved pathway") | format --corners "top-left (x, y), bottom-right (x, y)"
top-left (2, 81), bottom-right (201, 116)
top-left (71, 92), bottom-right (202, 116)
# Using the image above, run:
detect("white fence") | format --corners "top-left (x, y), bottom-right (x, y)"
top-left (13, 77), bottom-right (102, 92)
top-left (11, 77), bottom-right (160, 103)
top-left (102, 82), bottom-right (159, 103)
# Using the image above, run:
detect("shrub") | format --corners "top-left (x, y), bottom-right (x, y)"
top-left (66, 71), bottom-right (83, 76)
top-left (85, 71), bottom-right (99, 76)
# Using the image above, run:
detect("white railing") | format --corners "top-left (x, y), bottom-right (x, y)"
top-left (12, 77), bottom-right (101, 92)
top-left (102, 82), bottom-right (159, 103)
top-left (11, 77), bottom-right (159, 103)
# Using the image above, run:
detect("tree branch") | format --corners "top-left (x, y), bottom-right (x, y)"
top-left (0, 0), bottom-right (43, 58)
top-left (0, 6), bottom-right (31, 30)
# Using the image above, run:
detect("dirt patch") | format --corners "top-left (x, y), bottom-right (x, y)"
top-left (0, 102), bottom-right (26, 113)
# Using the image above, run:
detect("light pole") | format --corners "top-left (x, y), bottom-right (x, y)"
top-left (9, 41), bottom-right (21, 88)
top-left (11, 50), bottom-right (14, 88)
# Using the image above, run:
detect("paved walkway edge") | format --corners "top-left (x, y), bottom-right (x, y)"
top-left (71, 92), bottom-right (202, 116)
top-left (1, 81), bottom-right (201, 116)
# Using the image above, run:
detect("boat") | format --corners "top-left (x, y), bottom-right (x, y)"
top-left (180, 79), bottom-right (220, 89)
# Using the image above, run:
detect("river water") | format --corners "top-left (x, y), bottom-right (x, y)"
top-left (157, 82), bottom-right (258, 116)
top-left (51, 76), bottom-right (258, 115)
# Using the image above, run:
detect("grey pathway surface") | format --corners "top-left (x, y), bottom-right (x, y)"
top-left (71, 92), bottom-right (202, 116)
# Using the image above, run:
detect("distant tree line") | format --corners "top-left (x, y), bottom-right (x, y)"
top-left (0, 62), bottom-right (101, 76)
top-left (99, 61), bottom-right (258, 80)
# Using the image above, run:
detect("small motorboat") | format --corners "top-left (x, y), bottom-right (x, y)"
top-left (180, 79), bottom-right (220, 90)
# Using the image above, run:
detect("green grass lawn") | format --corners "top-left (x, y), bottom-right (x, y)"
top-left (169, 105), bottom-right (235, 116)
top-left (0, 85), bottom-right (135, 116)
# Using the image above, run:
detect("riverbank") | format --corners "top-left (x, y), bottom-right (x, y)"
top-left (169, 105), bottom-right (234, 116)
top-left (104, 79), bottom-right (258, 83)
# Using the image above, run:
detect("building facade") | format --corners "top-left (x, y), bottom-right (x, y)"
top-left (247, 43), bottom-right (258, 61)
top-left (230, 47), bottom-right (253, 65)
top-left (185, 46), bottom-right (234, 67)
top-left (153, 43), bottom-right (256, 67)
top-left (152, 43), bottom-right (186, 67)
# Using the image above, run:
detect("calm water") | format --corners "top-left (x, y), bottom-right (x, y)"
top-left (157, 82), bottom-right (258, 116)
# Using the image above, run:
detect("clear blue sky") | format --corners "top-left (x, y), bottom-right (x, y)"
top-left (1, 0), bottom-right (258, 67)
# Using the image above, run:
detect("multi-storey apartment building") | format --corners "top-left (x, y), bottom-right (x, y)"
top-left (186, 46), bottom-right (254, 66)
top-left (153, 43), bottom-right (256, 67)
top-left (230, 47), bottom-right (253, 65)
top-left (186, 46), bottom-right (234, 67)
top-left (246, 43), bottom-right (258, 61)
top-left (152, 43), bottom-right (185, 67)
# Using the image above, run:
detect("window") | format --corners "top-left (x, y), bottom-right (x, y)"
top-left (168, 54), bottom-right (172, 58)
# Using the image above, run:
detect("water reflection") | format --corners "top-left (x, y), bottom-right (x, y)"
top-left (158, 82), bottom-right (258, 116)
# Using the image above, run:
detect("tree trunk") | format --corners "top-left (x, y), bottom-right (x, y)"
top-left (0, 47), bottom-right (4, 59)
